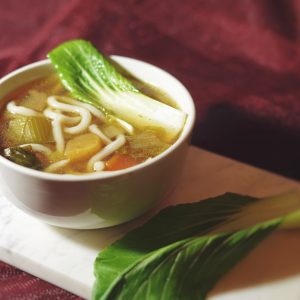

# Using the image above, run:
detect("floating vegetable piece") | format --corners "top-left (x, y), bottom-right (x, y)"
top-left (127, 130), bottom-right (170, 159)
top-left (3, 147), bottom-right (42, 170)
top-left (48, 40), bottom-right (187, 143)
top-left (105, 153), bottom-right (139, 171)
top-left (20, 90), bottom-right (48, 112)
top-left (101, 124), bottom-right (124, 139)
top-left (6, 115), bottom-right (53, 145)
top-left (64, 133), bottom-right (102, 163)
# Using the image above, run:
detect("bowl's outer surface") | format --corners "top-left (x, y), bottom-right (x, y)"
top-left (0, 58), bottom-right (195, 229)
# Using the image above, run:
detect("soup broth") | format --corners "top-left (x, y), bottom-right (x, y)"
top-left (0, 74), bottom-right (179, 174)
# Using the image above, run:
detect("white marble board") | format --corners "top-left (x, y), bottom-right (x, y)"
top-left (1, 146), bottom-right (300, 299)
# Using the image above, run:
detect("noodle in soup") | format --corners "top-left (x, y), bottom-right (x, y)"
top-left (0, 74), bottom-right (180, 174)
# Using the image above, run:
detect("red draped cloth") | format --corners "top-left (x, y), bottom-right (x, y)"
top-left (0, 0), bottom-right (299, 298)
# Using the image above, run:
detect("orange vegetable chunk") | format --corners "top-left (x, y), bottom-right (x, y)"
top-left (105, 153), bottom-right (139, 171)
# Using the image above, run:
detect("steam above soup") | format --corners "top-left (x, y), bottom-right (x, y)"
top-left (0, 40), bottom-right (186, 174)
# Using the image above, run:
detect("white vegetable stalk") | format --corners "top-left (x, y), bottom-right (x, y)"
top-left (93, 89), bottom-right (186, 142)
top-left (211, 191), bottom-right (300, 234)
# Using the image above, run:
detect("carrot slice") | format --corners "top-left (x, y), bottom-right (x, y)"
top-left (105, 153), bottom-right (139, 171)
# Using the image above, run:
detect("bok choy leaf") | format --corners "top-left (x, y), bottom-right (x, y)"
top-left (97, 220), bottom-right (279, 300)
top-left (93, 192), bottom-right (300, 300)
top-left (3, 147), bottom-right (42, 170)
top-left (48, 40), bottom-right (187, 142)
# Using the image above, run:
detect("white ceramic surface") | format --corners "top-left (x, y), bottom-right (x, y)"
top-left (0, 57), bottom-right (195, 229)
top-left (1, 146), bottom-right (300, 300)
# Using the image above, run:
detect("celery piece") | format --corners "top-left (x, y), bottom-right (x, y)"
top-left (127, 130), bottom-right (170, 159)
top-left (6, 116), bottom-right (53, 145)
top-left (101, 124), bottom-right (124, 139)
top-left (20, 90), bottom-right (48, 112)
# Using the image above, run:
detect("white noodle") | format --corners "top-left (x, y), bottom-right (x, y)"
top-left (114, 117), bottom-right (134, 134)
top-left (58, 96), bottom-right (105, 121)
top-left (43, 108), bottom-right (80, 125)
top-left (20, 144), bottom-right (52, 156)
top-left (47, 96), bottom-right (91, 134)
top-left (45, 159), bottom-right (70, 173)
top-left (7, 101), bottom-right (42, 117)
top-left (52, 117), bottom-right (65, 152)
top-left (6, 94), bottom-right (137, 174)
top-left (93, 161), bottom-right (105, 172)
top-left (88, 124), bottom-right (112, 145)
top-left (88, 134), bottom-right (126, 171)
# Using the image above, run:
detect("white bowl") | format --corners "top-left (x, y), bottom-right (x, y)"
top-left (0, 57), bottom-right (195, 229)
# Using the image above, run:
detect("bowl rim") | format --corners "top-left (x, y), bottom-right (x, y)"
top-left (0, 57), bottom-right (196, 182)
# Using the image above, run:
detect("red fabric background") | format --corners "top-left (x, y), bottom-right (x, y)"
top-left (0, 0), bottom-right (299, 298)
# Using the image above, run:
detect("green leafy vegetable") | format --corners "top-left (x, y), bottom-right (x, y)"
top-left (48, 40), bottom-right (186, 142)
top-left (108, 57), bottom-right (178, 107)
top-left (98, 221), bottom-right (279, 300)
top-left (93, 192), bottom-right (300, 300)
top-left (3, 146), bottom-right (42, 170)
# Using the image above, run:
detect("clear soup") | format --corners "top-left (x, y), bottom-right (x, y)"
top-left (0, 74), bottom-right (179, 174)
